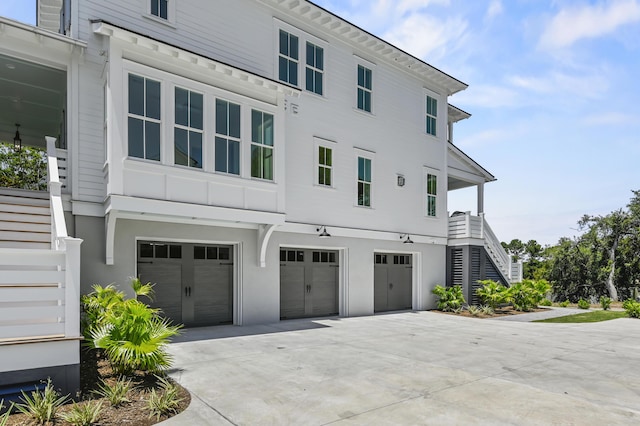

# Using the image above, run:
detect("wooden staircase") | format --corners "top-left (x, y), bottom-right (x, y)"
top-left (0, 188), bottom-right (51, 249)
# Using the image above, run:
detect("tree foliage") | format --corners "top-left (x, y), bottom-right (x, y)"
top-left (503, 190), bottom-right (640, 302)
top-left (0, 142), bottom-right (48, 190)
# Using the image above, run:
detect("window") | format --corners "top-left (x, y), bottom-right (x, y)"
top-left (215, 99), bottom-right (241, 175)
top-left (128, 74), bottom-right (161, 161)
top-left (357, 65), bottom-right (372, 112)
top-left (426, 173), bottom-right (437, 217)
top-left (357, 156), bottom-right (372, 207)
top-left (279, 30), bottom-right (298, 85)
top-left (305, 42), bottom-right (323, 95)
top-left (150, 0), bottom-right (168, 19)
top-left (426, 95), bottom-right (437, 136)
top-left (251, 110), bottom-right (274, 180)
top-left (174, 87), bottom-right (203, 168)
top-left (318, 146), bottom-right (332, 186)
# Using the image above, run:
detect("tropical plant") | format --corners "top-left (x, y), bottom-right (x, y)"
top-left (540, 298), bottom-right (552, 306)
top-left (15, 378), bottom-right (70, 424)
top-left (577, 299), bottom-right (590, 309)
top-left (600, 296), bottom-right (612, 310)
top-left (60, 400), bottom-right (103, 426)
top-left (148, 376), bottom-right (184, 421)
top-left (559, 300), bottom-right (570, 307)
top-left (81, 284), bottom-right (126, 339)
top-left (0, 399), bottom-right (11, 426)
top-left (480, 305), bottom-right (495, 315)
top-left (94, 377), bottom-right (133, 407)
top-left (0, 142), bottom-right (48, 190)
top-left (90, 298), bottom-right (181, 374)
top-left (131, 277), bottom-right (155, 301)
top-left (475, 280), bottom-right (510, 310)
top-left (432, 285), bottom-right (466, 312)
top-left (467, 305), bottom-right (481, 316)
top-left (623, 299), bottom-right (640, 318)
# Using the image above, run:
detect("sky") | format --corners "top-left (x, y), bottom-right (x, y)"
top-left (1, 1), bottom-right (638, 246)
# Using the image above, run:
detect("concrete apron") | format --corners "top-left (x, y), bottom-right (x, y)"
top-left (163, 311), bottom-right (640, 425)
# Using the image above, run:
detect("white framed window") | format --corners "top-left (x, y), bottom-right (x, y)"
top-left (357, 155), bottom-right (372, 207)
top-left (251, 109), bottom-right (274, 180)
top-left (305, 42), bottom-right (324, 95)
top-left (215, 99), bottom-right (241, 175)
top-left (174, 87), bottom-right (203, 168)
top-left (357, 64), bottom-right (373, 113)
top-left (127, 73), bottom-right (161, 161)
top-left (426, 95), bottom-right (437, 136)
top-left (426, 171), bottom-right (438, 217)
top-left (150, 0), bottom-right (168, 19)
top-left (278, 30), bottom-right (299, 86)
top-left (318, 145), bottom-right (332, 186)
top-left (146, 0), bottom-right (176, 25)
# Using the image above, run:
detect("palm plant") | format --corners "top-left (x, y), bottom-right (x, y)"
top-left (475, 280), bottom-right (509, 311)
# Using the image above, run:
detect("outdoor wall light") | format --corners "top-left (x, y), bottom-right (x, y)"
top-left (400, 234), bottom-right (414, 244)
top-left (13, 123), bottom-right (22, 150)
top-left (317, 226), bottom-right (331, 238)
top-left (397, 175), bottom-right (405, 187)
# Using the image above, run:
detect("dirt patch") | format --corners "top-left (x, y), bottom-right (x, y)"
top-left (4, 348), bottom-right (190, 426)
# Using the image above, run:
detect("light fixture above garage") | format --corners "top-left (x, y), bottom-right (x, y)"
top-left (317, 226), bottom-right (331, 238)
top-left (400, 234), bottom-right (413, 244)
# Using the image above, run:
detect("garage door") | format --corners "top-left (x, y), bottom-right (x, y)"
top-left (280, 249), bottom-right (339, 319)
top-left (137, 242), bottom-right (233, 327)
top-left (374, 253), bottom-right (412, 312)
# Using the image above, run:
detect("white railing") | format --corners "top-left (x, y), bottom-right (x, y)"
top-left (448, 211), bottom-right (517, 283)
top-left (0, 137), bottom-right (81, 345)
top-left (55, 147), bottom-right (69, 192)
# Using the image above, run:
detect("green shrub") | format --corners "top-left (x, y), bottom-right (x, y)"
top-left (623, 299), bottom-right (640, 318)
top-left (599, 296), bottom-right (612, 311)
top-left (148, 376), bottom-right (183, 421)
top-left (480, 305), bottom-right (495, 316)
top-left (475, 280), bottom-right (510, 311)
top-left (432, 285), bottom-right (466, 312)
top-left (467, 305), bottom-right (481, 316)
top-left (577, 299), bottom-right (590, 309)
top-left (0, 399), bottom-right (11, 426)
top-left (83, 279), bottom-right (182, 375)
top-left (540, 298), bottom-right (552, 306)
top-left (94, 377), bottom-right (133, 407)
top-left (559, 300), bottom-right (570, 307)
top-left (509, 279), bottom-right (551, 311)
top-left (15, 378), bottom-right (69, 424)
top-left (60, 400), bottom-right (103, 426)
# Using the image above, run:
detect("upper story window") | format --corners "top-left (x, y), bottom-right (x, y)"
top-left (128, 73), bottom-right (161, 161)
top-left (426, 173), bottom-right (437, 216)
top-left (278, 30), bottom-right (299, 86)
top-left (426, 95), bottom-right (437, 136)
top-left (215, 99), bottom-right (241, 175)
top-left (357, 156), bottom-right (372, 207)
top-left (305, 42), bottom-right (324, 95)
top-left (174, 87), bottom-right (203, 168)
top-left (251, 110), bottom-right (274, 180)
top-left (318, 145), bottom-right (332, 186)
top-left (150, 0), bottom-right (168, 19)
top-left (357, 64), bottom-right (372, 113)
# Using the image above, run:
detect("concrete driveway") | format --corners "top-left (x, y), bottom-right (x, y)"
top-left (163, 312), bottom-right (640, 425)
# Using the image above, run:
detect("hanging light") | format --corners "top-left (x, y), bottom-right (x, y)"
top-left (13, 123), bottom-right (22, 150)
top-left (400, 234), bottom-right (414, 244)
top-left (317, 226), bottom-right (331, 238)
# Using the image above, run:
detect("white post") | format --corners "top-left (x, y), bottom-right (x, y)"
top-left (477, 182), bottom-right (485, 215)
top-left (479, 212), bottom-right (485, 239)
top-left (63, 237), bottom-right (83, 338)
top-left (464, 211), bottom-right (471, 238)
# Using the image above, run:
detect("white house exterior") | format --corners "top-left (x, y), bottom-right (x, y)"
top-left (0, 0), bottom-right (520, 396)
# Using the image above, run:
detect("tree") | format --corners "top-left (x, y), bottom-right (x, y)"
top-left (501, 239), bottom-right (525, 261)
top-left (0, 142), bottom-right (48, 190)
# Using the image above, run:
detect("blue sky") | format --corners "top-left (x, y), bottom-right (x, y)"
top-left (2, 1), bottom-right (638, 246)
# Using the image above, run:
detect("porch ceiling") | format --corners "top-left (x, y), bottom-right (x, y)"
top-left (0, 53), bottom-right (65, 149)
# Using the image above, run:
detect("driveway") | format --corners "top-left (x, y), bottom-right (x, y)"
top-left (164, 312), bottom-right (640, 425)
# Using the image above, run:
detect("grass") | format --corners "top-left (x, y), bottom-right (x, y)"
top-left (534, 310), bottom-right (628, 323)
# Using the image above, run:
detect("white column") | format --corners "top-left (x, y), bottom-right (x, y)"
top-left (477, 182), bottom-right (485, 214)
top-left (63, 237), bottom-right (83, 338)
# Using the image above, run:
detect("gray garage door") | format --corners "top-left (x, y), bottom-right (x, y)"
top-left (137, 241), bottom-right (233, 327)
top-left (374, 253), bottom-right (412, 312)
top-left (280, 249), bottom-right (339, 319)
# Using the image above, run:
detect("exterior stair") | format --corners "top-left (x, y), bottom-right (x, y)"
top-left (0, 188), bottom-right (51, 249)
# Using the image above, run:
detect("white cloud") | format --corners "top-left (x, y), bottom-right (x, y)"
top-left (539, 0), bottom-right (640, 49)
top-left (382, 14), bottom-right (468, 62)
top-left (485, 0), bottom-right (503, 20)
top-left (506, 71), bottom-right (610, 99)
top-left (452, 84), bottom-right (520, 108)
top-left (582, 112), bottom-right (638, 126)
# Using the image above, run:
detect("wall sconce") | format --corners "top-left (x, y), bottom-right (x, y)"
top-left (397, 174), bottom-right (405, 187)
top-left (13, 123), bottom-right (22, 150)
top-left (400, 234), bottom-right (413, 244)
top-left (317, 226), bottom-right (331, 238)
